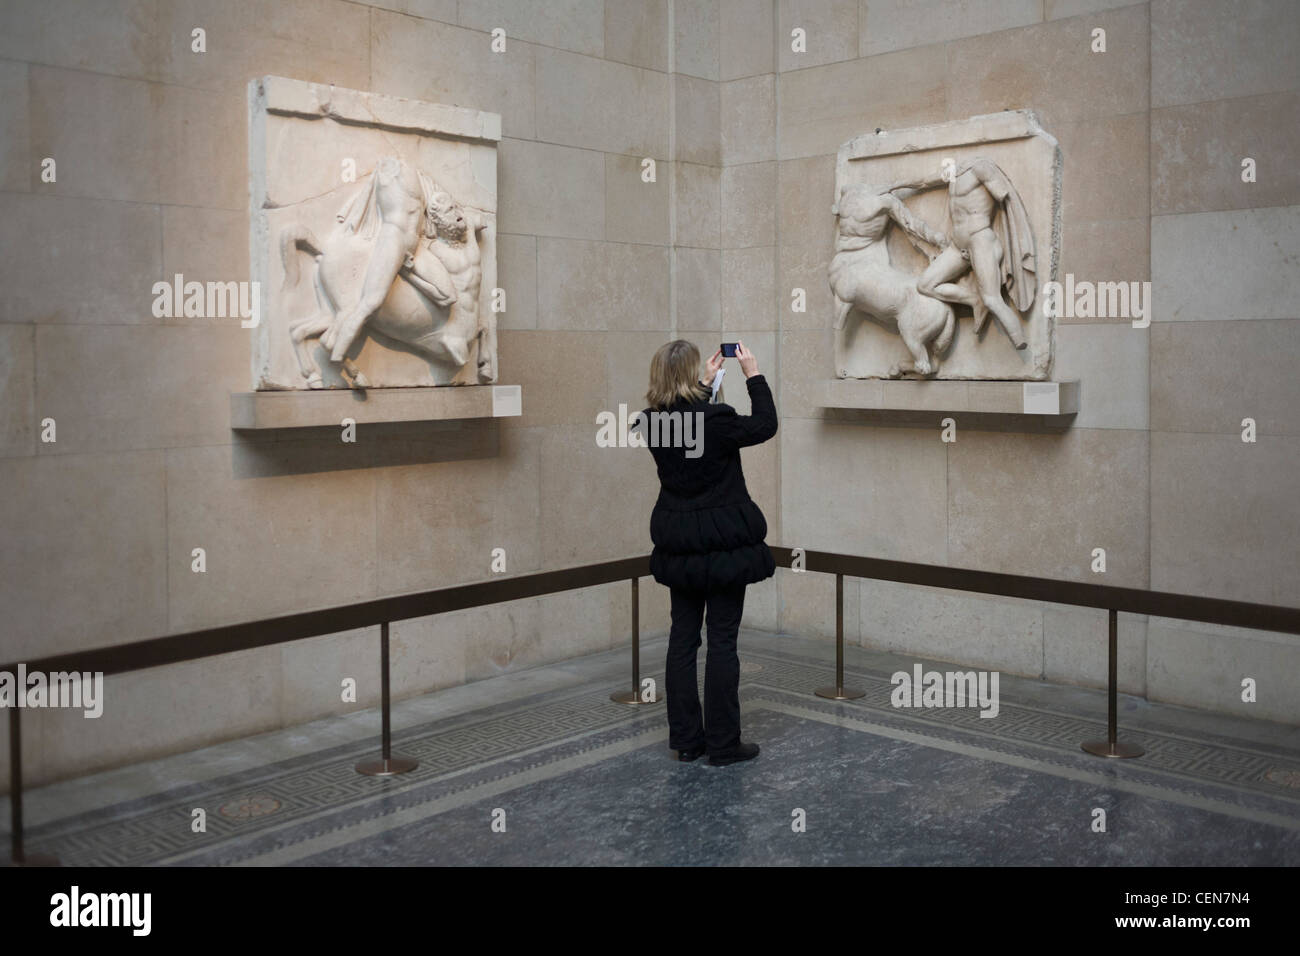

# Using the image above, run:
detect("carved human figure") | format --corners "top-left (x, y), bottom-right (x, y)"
top-left (828, 181), bottom-right (956, 377)
top-left (323, 155), bottom-right (427, 361)
top-left (891, 158), bottom-right (1036, 350)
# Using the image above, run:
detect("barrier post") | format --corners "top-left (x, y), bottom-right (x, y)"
top-left (611, 577), bottom-right (663, 705)
top-left (816, 573), bottom-right (865, 701)
top-left (7, 706), bottom-right (58, 866)
top-left (356, 621), bottom-right (419, 776)
top-left (1081, 609), bottom-right (1143, 758)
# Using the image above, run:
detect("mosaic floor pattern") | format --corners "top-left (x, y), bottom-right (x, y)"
top-left (12, 638), bottom-right (1300, 866)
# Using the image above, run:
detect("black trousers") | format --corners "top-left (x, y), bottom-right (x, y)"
top-left (665, 583), bottom-right (746, 754)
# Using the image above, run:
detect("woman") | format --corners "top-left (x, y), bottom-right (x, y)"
top-left (641, 340), bottom-right (777, 766)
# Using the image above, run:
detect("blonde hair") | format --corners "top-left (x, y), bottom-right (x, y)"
top-left (646, 340), bottom-right (709, 409)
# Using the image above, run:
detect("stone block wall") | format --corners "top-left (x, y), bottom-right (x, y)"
top-left (728, 0), bottom-right (1299, 723)
top-left (1, 0), bottom-right (1296, 790)
top-left (0, 0), bottom-right (699, 789)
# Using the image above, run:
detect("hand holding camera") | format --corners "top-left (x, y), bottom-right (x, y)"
top-left (721, 341), bottom-right (760, 379)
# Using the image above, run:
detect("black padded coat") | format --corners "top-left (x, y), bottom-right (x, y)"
top-left (644, 374), bottom-right (778, 594)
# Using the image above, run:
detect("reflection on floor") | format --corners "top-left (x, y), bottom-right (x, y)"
top-left (7, 631), bottom-right (1300, 865)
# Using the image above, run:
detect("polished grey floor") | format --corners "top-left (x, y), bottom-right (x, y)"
top-left (8, 632), bottom-right (1300, 866)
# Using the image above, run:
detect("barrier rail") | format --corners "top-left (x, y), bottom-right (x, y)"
top-left (5, 547), bottom-right (1299, 865)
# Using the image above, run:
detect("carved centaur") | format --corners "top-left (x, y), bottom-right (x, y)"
top-left (829, 182), bottom-right (956, 378)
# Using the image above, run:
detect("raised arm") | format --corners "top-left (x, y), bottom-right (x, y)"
top-left (885, 193), bottom-right (948, 249)
top-left (724, 374), bottom-right (778, 449)
top-left (888, 169), bottom-right (947, 193)
top-left (715, 342), bottom-right (777, 449)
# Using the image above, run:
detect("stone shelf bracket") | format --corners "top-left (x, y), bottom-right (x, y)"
top-left (820, 379), bottom-right (1079, 419)
top-left (231, 384), bottom-right (522, 430)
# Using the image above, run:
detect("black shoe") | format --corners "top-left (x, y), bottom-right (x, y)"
top-left (675, 743), bottom-right (707, 762)
top-left (708, 741), bottom-right (760, 766)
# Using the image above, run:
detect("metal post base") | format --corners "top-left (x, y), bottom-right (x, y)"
top-left (1081, 739), bottom-right (1144, 758)
top-left (609, 689), bottom-right (665, 705)
top-left (815, 685), bottom-right (866, 701)
top-left (355, 756), bottom-right (419, 776)
top-left (6, 852), bottom-right (60, 867)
